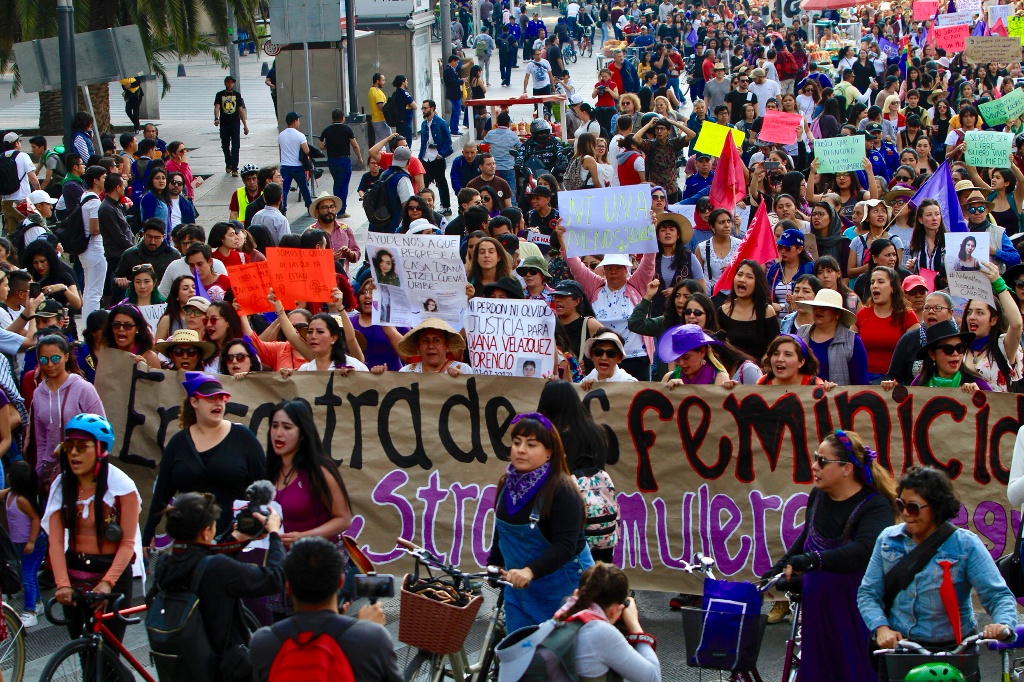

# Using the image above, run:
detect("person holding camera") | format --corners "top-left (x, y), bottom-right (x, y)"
top-left (148, 492), bottom-right (286, 681)
top-left (44, 414), bottom-right (141, 644)
top-left (251, 536), bottom-right (402, 681)
top-left (264, 398), bottom-right (353, 619)
top-left (142, 372), bottom-right (266, 550)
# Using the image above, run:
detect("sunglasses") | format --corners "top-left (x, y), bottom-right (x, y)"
top-left (38, 354), bottom-right (63, 365)
top-left (967, 205), bottom-right (987, 214)
top-left (294, 323), bottom-right (309, 335)
top-left (171, 347), bottom-right (200, 358)
top-left (895, 499), bottom-right (930, 516)
top-left (813, 454), bottom-right (847, 467)
top-left (934, 342), bottom-right (968, 356)
top-left (206, 316), bottom-right (223, 325)
top-left (111, 321), bottom-right (136, 331)
top-left (652, 194), bottom-right (667, 201)
top-left (522, 268), bottom-right (543, 276)
top-left (894, 175), bottom-right (913, 182)
top-left (591, 347), bottom-right (621, 358)
top-left (1014, 280), bottom-right (1024, 289)
top-left (132, 263), bottom-right (153, 273)
top-left (65, 439), bottom-right (96, 453)
top-left (169, 181), bottom-right (184, 187)
top-left (407, 205), bottom-right (422, 212)
top-left (225, 352), bottom-right (251, 363)
top-left (683, 308), bottom-right (706, 316)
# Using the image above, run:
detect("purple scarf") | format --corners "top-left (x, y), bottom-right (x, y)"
top-left (504, 461), bottom-right (551, 515)
top-left (679, 360), bottom-right (718, 385)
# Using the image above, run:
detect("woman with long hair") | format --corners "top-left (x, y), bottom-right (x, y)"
top-left (22, 239), bottom-right (82, 339)
top-left (929, 98), bottom-right (953, 162)
top-left (797, 79), bottom-right (821, 122)
top-left (848, 199), bottom-right (901, 279)
top-left (717, 260), bottom-right (780, 361)
top-left (966, 161), bottom-right (1024, 237)
top-left (121, 263), bottom-right (165, 307)
top-left (155, 275), bottom-right (196, 340)
top-left (350, 272), bottom-right (405, 371)
top-left (103, 303), bottom-right (161, 368)
top-left (3, 462), bottom-right (44, 626)
top-left (140, 166), bottom-right (171, 232)
top-left (218, 338), bottom-right (264, 379)
top-left (142, 372), bottom-right (265, 548)
top-left (808, 157), bottom-right (875, 223)
top-left (766, 226), bottom-right (815, 315)
top-left (46, 414), bottom-right (141, 645)
top-left (756, 334), bottom-right (828, 387)
top-left (264, 398), bottom-right (352, 618)
top-left (954, 235), bottom-right (980, 271)
top-left (208, 221), bottom-right (248, 269)
top-left (399, 195), bottom-right (439, 233)
top-left (852, 238), bottom-right (911, 303)
top-left (808, 201), bottom-right (848, 264)
top-left (779, 274), bottom-right (821, 333)
top-left (82, 310), bottom-right (108, 382)
top-left (903, 198), bottom-right (947, 289)
top-left (478, 185), bottom-right (504, 217)
top-left (469, 236), bottom-right (514, 291)
top-left (552, 281), bottom-right (603, 369)
top-left (202, 301), bottom-right (243, 371)
top-left (567, 133), bottom-right (602, 190)
top-left (487, 414), bottom-right (593, 633)
top-left (958, 261), bottom-right (1023, 392)
top-left (856, 266), bottom-right (920, 383)
top-left (766, 430), bottom-right (896, 681)
top-left (164, 141), bottom-right (201, 199)
top-left (814, 255), bottom-right (859, 311)
top-left (469, 65), bottom-right (487, 138)
top-left (696, 208), bottom-right (742, 291)
top-left (289, 312), bottom-right (368, 373)
top-left (536, 380), bottom-right (610, 476)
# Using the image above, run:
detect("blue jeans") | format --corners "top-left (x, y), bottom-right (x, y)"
top-left (498, 169), bottom-right (517, 205)
top-left (449, 99), bottom-right (462, 135)
top-left (669, 75), bottom-right (683, 101)
top-left (280, 164), bottom-right (311, 214)
top-left (328, 157), bottom-right (353, 213)
top-left (398, 122), bottom-right (414, 148)
top-left (16, 534), bottom-right (46, 611)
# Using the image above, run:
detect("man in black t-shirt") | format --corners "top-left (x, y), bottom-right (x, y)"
top-left (213, 76), bottom-right (249, 176)
top-left (319, 109), bottom-right (364, 219)
top-left (724, 73), bottom-right (757, 125)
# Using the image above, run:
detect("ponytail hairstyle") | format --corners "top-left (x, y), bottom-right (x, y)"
top-left (559, 562), bottom-right (630, 621)
top-left (163, 492), bottom-right (221, 542)
top-left (824, 430), bottom-right (897, 515)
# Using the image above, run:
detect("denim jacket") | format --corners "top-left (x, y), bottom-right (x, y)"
top-left (857, 524), bottom-right (1018, 644)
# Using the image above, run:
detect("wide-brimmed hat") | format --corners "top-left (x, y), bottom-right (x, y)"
top-left (954, 180), bottom-right (988, 195)
top-left (883, 185), bottom-right (916, 203)
top-left (309, 191), bottom-right (343, 219)
top-left (516, 255), bottom-right (551, 279)
top-left (927, 89), bottom-right (947, 105)
top-left (482, 276), bottom-right (525, 299)
top-left (397, 317), bottom-right (466, 357)
top-left (155, 329), bottom-right (218, 361)
top-left (181, 371), bottom-right (231, 399)
top-left (657, 324), bottom-right (721, 364)
top-left (964, 190), bottom-right (995, 210)
top-left (796, 288), bottom-right (857, 327)
top-left (861, 198), bottom-right (892, 221)
top-left (582, 330), bottom-right (626, 358)
top-left (600, 253), bottom-right (633, 272)
top-left (653, 212), bottom-right (693, 245)
top-left (917, 319), bottom-right (976, 360)
top-left (1002, 263), bottom-right (1024, 285)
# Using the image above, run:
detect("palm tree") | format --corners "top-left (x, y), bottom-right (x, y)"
top-left (1, 0), bottom-right (261, 134)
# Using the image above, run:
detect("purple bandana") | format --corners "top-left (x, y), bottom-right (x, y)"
top-left (505, 461), bottom-right (551, 515)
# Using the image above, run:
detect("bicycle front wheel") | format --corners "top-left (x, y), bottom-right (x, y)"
top-left (0, 603), bottom-right (24, 682)
top-left (40, 638), bottom-right (134, 682)
top-left (403, 649), bottom-right (446, 682)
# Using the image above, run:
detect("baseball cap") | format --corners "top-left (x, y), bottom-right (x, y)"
top-left (2, 132), bottom-right (18, 144)
top-left (567, 94), bottom-right (584, 106)
top-left (185, 296), bottom-right (211, 313)
top-left (551, 280), bottom-right (586, 298)
top-left (181, 372), bottom-right (231, 399)
top-left (285, 111), bottom-right (302, 124)
top-left (392, 146), bottom-right (412, 168)
top-left (696, 153), bottom-right (713, 161)
top-left (865, 122), bottom-right (884, 134)
top-left (776, 229), bottom-right (805, 247)
top-left (32, 300), bottom-right (65, 319)
top-left (224, 75), bottom-right (236, 83)
top-left (901, 275), bottom-right (929, 292)
top-left (527, 185), bottom-right (553, 198)
top-left (27, 190), bottom-right (57, 206)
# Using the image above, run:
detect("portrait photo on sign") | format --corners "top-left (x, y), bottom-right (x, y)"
top-left (517, 357), bottom-right (540, 378)
top-left (369, 246), bottom-right (403, 287)
top-left (945, 232), bottom-right (988, 272)
top-left (373, 284), bottom-right (402, 325)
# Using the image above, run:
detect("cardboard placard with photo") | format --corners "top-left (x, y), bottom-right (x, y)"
top-left (945, 232), bottom-right (995, 308)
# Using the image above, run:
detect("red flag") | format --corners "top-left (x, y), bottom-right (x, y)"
top-left (712, 200), bottom-right (779, 296)
top-left (991, 17), bottom-right (1008, 36)
top-left (709, 134), bottom-right (747, 213)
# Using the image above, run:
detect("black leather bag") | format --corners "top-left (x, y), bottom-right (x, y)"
top-left (996, 514), bottom-right (1024, 597)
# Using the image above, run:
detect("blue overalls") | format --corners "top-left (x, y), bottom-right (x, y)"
top-left (497, 504), bottom-right (594, 634)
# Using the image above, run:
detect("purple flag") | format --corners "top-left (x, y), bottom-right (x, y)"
top-left (878, 37), bottom-right (899, 59)
top-left (193, 267), bottom-right (209, 300)
top-left (910, 162), bottom-right (969, 233)
top-left (972, 19), bottom-right (987, 36)
top-left (947, 0), bottom-right (956, 11)
top-left (686, 27), bottom-right (698, 46)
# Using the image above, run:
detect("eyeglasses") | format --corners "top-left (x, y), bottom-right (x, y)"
top-left (169, 180), bottom-right (184, 187)
top-left (813, 455), bottom-right (847, 467)
top-left (206, 316), bottom-right (223, 325)
top-left (683, 308), bottom-right (706, 317)
top-left (894, 175), bottom-right (913, 182)
top-left (225, 352), bottom-right (251, 363)
top-left (922, 305), bottom-right (950, 312)
top-left (966, 205), bottom-right (987, 214)
top-left (184, 307), bottom-right (205, 317)
top-left (652, 194), bottom-right (667, 201)
top-left (934, 342), bottom-right (968, 356)
top-left (895, 499), bottom-right (930, 516)
top-left (111, 321), bottom-right (136, 331)
top-left (132, 263), bottom-right (153, 273)
top-left (170, 347), bottom-right (200, 358)
top-left (38, 354), bottom-right (63, 365)
top-left (591, 347), bottom-right (621, 358)
top-left (318, 204), bottom-right (337, 211)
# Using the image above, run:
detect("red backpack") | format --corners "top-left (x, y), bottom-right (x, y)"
top-left (268, 617), bottom-right (356, 682)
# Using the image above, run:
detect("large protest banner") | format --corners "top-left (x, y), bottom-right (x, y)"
top-left (965, 130), bottom-right (1013, 169)
top-left (813, 136), bottom-right (864, 174)
top-left (558, 185), bottom-right (655, 258)
top-left (96, 350), bottom-right (1024, 594)
top-left (465, 298), bottom-right (556, 376)
top-left (365, 233), bottom-right (468, 328)
top-left (964, 36), bottom-right (1024, 63)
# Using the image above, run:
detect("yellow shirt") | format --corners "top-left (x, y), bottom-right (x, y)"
top-left (369, 86), bottom-right (387, 123)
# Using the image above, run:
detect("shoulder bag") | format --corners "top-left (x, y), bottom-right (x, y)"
top-left (996, 513), bottom-right (1024, 597)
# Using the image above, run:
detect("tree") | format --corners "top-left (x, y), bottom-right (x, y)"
top-left (0, 0), bottom-right (260, 134)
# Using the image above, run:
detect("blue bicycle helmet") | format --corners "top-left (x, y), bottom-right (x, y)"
top-left (64, 413), bottom-right (115, 455)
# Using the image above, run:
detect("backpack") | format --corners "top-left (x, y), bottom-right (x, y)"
top-left (362, 167), bottom-right (407, 232)
top-left (0, 151), bottom-right (26, 197)
top-left (574, 468), bottom-right (620, 551)
top-left (53, 194), bottom-right (96, 256)
top-left (383, 91), bottom-right (407, 128)
top-left (43, 149), bottom-right (67, 199)
top-left (267, 617), bottom-right (356, 681)
top-left (496, 613), bottom-right (624, 682)
top-left (0, 522), bottom-right (21, 595)
top-left (562, 156), bottom-right (586, 190)
top-left (476, 37), bottom-right (489, 58)
top-left (146, 555), bottom-right (217, 682)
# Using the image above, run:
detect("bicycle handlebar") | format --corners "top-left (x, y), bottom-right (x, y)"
top-left (45, 591), bottom-right (141, 627)
top-left (397, 537), bottom-right (513, 587)
top-left (874, 630), bottom-right (1014, 657)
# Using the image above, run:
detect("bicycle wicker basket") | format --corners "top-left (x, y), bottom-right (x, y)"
top-left (398, 574), bottom-right (484, 655)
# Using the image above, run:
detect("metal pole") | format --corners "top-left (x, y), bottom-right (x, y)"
top-left (228, 4), bottom-right (242, 92)
top-left (344, 0), bottom-right (358, 116)
top-left (56, 0), bottom-right (77, 150)
top-left (303, 42), bottom-right (315, 194)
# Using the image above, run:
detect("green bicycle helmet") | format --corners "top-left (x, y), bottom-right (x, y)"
top-left (904, 662), bottom-right (967, 681)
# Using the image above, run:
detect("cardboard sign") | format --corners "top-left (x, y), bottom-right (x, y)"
top-left (226, 261), bottom-right (275, 317)
top-left (365, 233), bottom-right (468, 328)
top-left (979, 87), bottom-right (1024, 125)
top-left (757, 110), bottom-right (804, 145)
top-left (1009, 16), bottom-right (1024, 45)
top-left (914, 0), bottom-right (938, 20)
top-left (693, 121), bottom-right (745, 157)
top-left (465, 299), bottom-right (556, 377)
top-left (138, 303), bottom-right (166, 336)
top-left (265, 247), bottom-right (335, 304)
top-left (945, 232), bottom-right (995, 308)
top-left (812, 136), bottom-right (864, 174)
top-left (558, 185), bottom-right (656, 257)
top-left (964, 36), bottom-right (1023, 63)
top-left (958, 0), bottom-right (982, 11)
top-left (933, 23), bottom-right (970, 51)
top-left (935, 9), bottom-right (973, 26)
top-left (965, 130), bottom-right (1013, 168)
top-left (990, 3), bottom-right (1014, 27)
top-left (96, 349), bottom-right (1024, 591)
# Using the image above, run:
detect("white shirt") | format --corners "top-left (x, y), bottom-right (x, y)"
top-left (158, 257), bottom-right (228, 298)
top-left (583, 366), bottom-right (637, 383)
top-left (298, 356), bottom-right (369, 372)
top-left (169, 196), bottom-right (181, 229)
top-left (424, 119), bottom-right (439, 162)
top-left (79, 192), bottom-right (104, 257)
top-left (278, 128), bottom-right (307, 167)
top-left (764, 61), bottom-right (779, 83)
top-left (567, 2), bottom-right (581, 17)
top-left (749, 79), bottom-right (781, 115)
top-left (574, 120), bottom-right (601, 149)
top-left (528, 59), bottom-right (552, 89)
top-left (1, 151), bottom-right (33, 201)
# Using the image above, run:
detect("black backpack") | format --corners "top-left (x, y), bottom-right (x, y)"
top-left (147, 555), bottom-right (217, 682)
top-left (0, 523), bottom-right (21, 596)
top-left (363, 167), bottom-right (407, 232)
top-left (383, 90), bottom-right (407, 128)
top-left (53, 194), bottom-right (96, 256)
top-left (0, 151), bottom-right (26, 197)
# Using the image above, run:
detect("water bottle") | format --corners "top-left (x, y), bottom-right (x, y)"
top-left (847, 291), bottom-right (859, 311)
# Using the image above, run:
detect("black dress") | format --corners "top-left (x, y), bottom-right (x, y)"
top-left (716, 308), bottom-right (781, 361)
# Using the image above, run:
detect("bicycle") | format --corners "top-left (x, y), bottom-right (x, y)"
top-left (396, 537), bottom-right (510, 682)
top-left (874, 625), bottom-right (1024, 682)
top-left (40, 591), bottom-right (150, 682)
top-left (0, 600), bottom-right (25, 682)
top-left (562, 40), bottom-right (578, 64)
top-left (579, 26), bottom-right (594, 58)
top-left (772, 584), bottom-right (801, 682)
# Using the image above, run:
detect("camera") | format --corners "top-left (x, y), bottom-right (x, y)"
top-left (104, 521), bottom-right (123, 544)
top-left (354, 574), bottom-right (395, 600)
top-left (429, 143), bottom-right (438, 149)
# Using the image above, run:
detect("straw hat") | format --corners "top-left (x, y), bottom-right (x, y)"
top-left (308, 191), bottom-right (343, 219)
top-left (954, 180), bottom-right (988, 195)
top-left (927, 89), bottom-right (947, 105)
top-left (653, 212), bottom-right (693, 245)
top-left (397, 318), bottom-right (466, 357)
top-left (155, 329), bottom-right (218, 361)
top-left (882, 185), bottom-right (915, 203)
top-left (963, 190), bottom-right (995, 211)
top-left (796, 289), bottom-right (857, 328)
